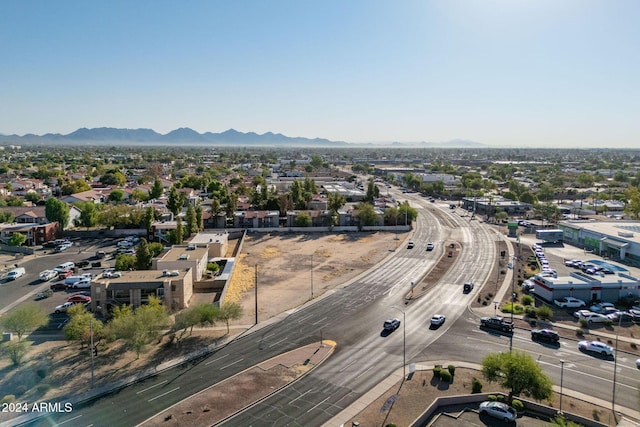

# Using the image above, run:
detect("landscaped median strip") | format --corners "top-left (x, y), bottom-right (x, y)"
top-left (137, 340), bottom-right (336, 427)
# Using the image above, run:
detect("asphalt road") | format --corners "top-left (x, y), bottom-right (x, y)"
top-left (10, 195), bottom-right (640, 426)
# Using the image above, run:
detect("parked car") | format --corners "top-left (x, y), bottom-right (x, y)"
top-left (578, 340), bottom-right (613, 356)
top-left (607, 311), bottom-right (636, 323)
top-left (636, 359), bottom-right (640, 369)
top-left (554, 297), bottom-right (586, 308)
top-left (578, 312), bottom-right (609, 324)
top-left (50, 282), bottom-right (69, 291)
top-left (479, 401), bottom-right (517, 422)
top-left (69, 279), bottom-right (92, 289)
top-left (75, 260), bottom-right (91, 268)
top-left (383, 318), bottom-right (401, 332)
top-left (573, 310), bottom-right (594, 319)
top-left (430, 314), bottom-right (446, 326)
top-left (39, 270), bottom-right (58, 282)
top-left (67, 294), bottom-right (91, 303)
top-left (57, 270), bottom-right (73, 280)
top-left (54, 302), bottom-right (76, 314)
top-left (590, 302), bottom-right (616, 313)
top-left (117, 240), bottom-right (134, 248)
top-left (426, 242), bottom-right (435, 251)
top-left (531, 328), bottom-right (560, 343)
top-left (564, 259), bottom-right (580, 267)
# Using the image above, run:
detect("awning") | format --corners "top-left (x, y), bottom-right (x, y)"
top-left (601, 238), bottom-right (628, 249)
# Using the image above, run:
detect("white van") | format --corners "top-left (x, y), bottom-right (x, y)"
top-left (6, 267), bottom-right (26, 281)
top-left (54, 262), bottom-right (75, 273)
top-left (65, 274), bottom-right (92, 285)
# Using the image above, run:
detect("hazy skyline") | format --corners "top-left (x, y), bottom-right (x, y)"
top-left (1, 1), bottom-right (638, 148)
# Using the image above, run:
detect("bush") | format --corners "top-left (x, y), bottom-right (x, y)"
top-left (1, 395), bottom-right (16, 404)
top-left (496, 394), bottom-right (505, 402)
top-left (529, 319), bottom-right (537, 326)
top-left (502, 302), bottom-right (525, 314)
top-left (521, 295), bottom-right (534, 306)
top-left (36, 383), bottom-right (51, 394)
top-left (579, 318), bottom-right (588, 328)
top-left (487, 394), bottom-right (497, 401)
top-left (36, 367), bottom-right (48, 379)
top-left (576, 328), bottom-right (585, 336)
top-left (604, 319), bottom-right (613, 326)
top-left (14, 385), bottom-right (28, 397)
top-left (439, 370), bottom-right (452, 382)
top-left (536, 305), bottom-right (553, 321)
top-left (385, 424), bottom-right (397, 427)
top-left (511, 399), bottom-right (524, 412)
top-left (447, 365), bottom-right (456, 376)
top-left (432, 367), bottom-right (441, 379)
top-left (471, 377), bottom-right (483, 393)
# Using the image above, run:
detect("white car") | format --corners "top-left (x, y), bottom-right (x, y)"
top-left (430, 314), bottom-right (446, 326)
top-left (554, 297), bottom-right (586, 308)
top-left (54, 302), bottom-right (76, 314)
top-left (117, 240), bottom-right (134, 248)
top-left (636, 358), bottom-right (640, 369)
top-left (478, 401), bottom-right (517, 422)
top-left (578, 312), bottom-right (609, 324)
top-left (590, 302), bottom-right (615, 313)
top-left (578, 340), bottom-right (613, 356)
top-left (70, 279), bottom-right (92, 289)
top-left (573, 310), bottom-right (594, 319)
top-left (39, 270), bottom-right (57, 281)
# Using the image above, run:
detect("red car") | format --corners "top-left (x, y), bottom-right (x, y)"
top-left (50, 282), bottom-right (69, 291)
top-left (58, 270), bottom-right (73, 280)
top-left (67, 294), bottom-right (91, 303)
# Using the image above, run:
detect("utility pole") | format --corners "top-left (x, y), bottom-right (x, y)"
top-left (310, 253), bottom-right (314, 299)
top-left (559, 360), bottom-right (565, 413)
top-left (90, 317), bottom-right (95, 388)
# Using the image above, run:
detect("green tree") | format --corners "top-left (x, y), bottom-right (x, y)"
top-left (185, 204), bottom-right (197, 235)
top-left (45, 197), bottom-right (70, 230)
top-left (1, 340), bottom-right (31, 366)
top-left (115, 254), bottom-right (137, 271)
top-left (144, 206), bottom-right (156, 230)
top-left (136, 238), bottom-right (152, 270)
top-left (77, 201), bottom-right (98, 229)
top-left (0, 211), bottom-right (15, 223)
top-left (624, 186), bottom-right (640, 220)
top-left (8, 233), bottom-right (26, 246)
top-left (481, 351), bottom-right (553, 401)
top-left (149, 178), bottom-right (164, 200)
top-left (327, 192), bottom-right (346, 226)
top-left (397, 201), bottom-right (417, 224)
top-left (101, 171), bottom-right (126, 186)
top-left (355, 202), bottom-right (379, 226)
top-left (218, 302), bottom-right (242, 335)
top-left (148, 242), bottom-right (164, 257)
top-left (175, 217), bottom-right (184, 244)
top-left (294, 212), bottom-right (312, 227)
top-left (167, 186), bottom-right (185, 217)
top-left (108, 189), bottom-right (125, 203)
top-left (1, 304), bottom-right (49, 341)
top-left (195, 202), bottom-right (203, 231)
top-left (63, 305), bottom-right (104, 349)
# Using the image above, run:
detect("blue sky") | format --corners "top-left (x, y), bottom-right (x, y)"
top-left (1, 0), bottom-right (638, 148)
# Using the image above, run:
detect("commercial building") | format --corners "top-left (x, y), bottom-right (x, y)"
top-left (531, 271), bottom-right (640, 304)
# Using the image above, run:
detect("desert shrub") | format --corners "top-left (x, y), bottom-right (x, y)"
top-left (631, 343), bottom-right (637, 350)
top-left (576, 328), bottom-right (585, 336)
top-left (471, 377), bottom-right (483, 393)
top-left (511, 399), bottom-right (524, 412)
top-left (525, 306), bottom-right (537, 318)
top-left (14, 385), bottom-right (27, 397)
top-left (521, 295), bottom-right (534, 306)
top-left (579, 318), bottom-right (588, 328)
top-left (36, 367), bottom-right (48, 379)
top-left (529, 319), bottom-right (537, 327)
top-left (36, 383), bottom-right (51, 393)
top-left (385, 424), bottom-right (397, 427)
top-left (432, 367), bottom-right (441, 378)
top-left (536, 305), bottom-right (553, 321)
top-left (502, 303), bottom-right (525, 314)
top-left (439, 370), bottom-right (452, 382)
top-left (1, 395), bottom-right (15, 404)
top-left (604, 319), bottom-right (613, 326)
top-left (487, 394), bottom-right (497, 401)
top-left (447, 365), bottom-right (456, 376)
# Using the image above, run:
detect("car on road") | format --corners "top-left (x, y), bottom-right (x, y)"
top-left (531, 328), bottom-right (560, 344)
top-left (425, 242), bottom-right (434, 251)
top-left (463, 282), bottom-right (474, 293)
top-left (407, 241), bottom-right (415, 249)
top-left (554, 297), bottom-right (586, 308)
top-left (39, 270), bottom-right (58, 281)
top-left (67, 294), bottom-right (91, 303)
top-left (578, 340), bottom-right (613, 356)
top-left (430, 314), bottom-right (446, 326)
top-left (478, 401), bottom-right (517, 422)
top-left (75, 260), bottom-right (91, 268)
top-left (5, 267), bottom-right (26, 281)
top-left (383, 318), bottom-right (401, 332)
top-left (54, 302), bottom-right (76, 314)
top-left (636, 358), bottom-right (640, 369)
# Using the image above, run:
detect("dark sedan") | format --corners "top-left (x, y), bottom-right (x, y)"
top-left (531, 328), bottom-right (560, 343)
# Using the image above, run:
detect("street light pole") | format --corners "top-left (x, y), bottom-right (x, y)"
top-left (612, 315), bottom-right (622, 416)
top-left (393, 306), bottom-right (406, 379)
top-left (559, 360), bottom-right (565, 413)
top-left (90, 317), bottom-right (95, 388)
top-left (254, 263), bottom-right (258, 325)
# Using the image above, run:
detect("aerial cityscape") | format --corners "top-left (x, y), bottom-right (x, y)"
top-left (1, 1), bottom-right (640, 427)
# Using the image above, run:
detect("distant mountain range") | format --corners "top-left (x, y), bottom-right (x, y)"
top-left (0, 127), bottom-right (486, 148)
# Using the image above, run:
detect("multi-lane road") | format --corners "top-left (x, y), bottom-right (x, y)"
top-left (8, 192), bottom-right (640, 426)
